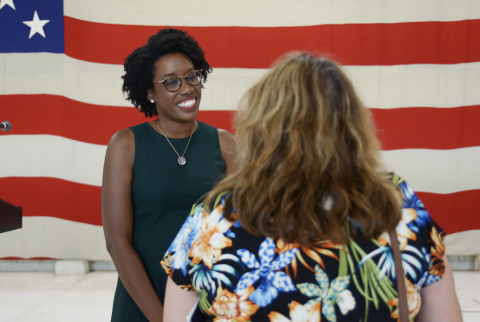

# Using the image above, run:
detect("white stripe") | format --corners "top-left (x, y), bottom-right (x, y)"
top-left (445, 230), bottom-right (480, 255)
top-left (0, 135), bottom-right (106, 187)
top-left (0, 217), bottom-right (476, 260)
top-left (381, 147), bottom-right (480, 194)
top-left (64, 0), bottom-right (480, 26)
top-left (0, 217), bottom-right (110, 261)
top-left (1, 135), bottom-right (480, 194)
top-left (0, 53), bottom-right (125, 108)
top-left (2, 53), bottom-right (480, 110)
top-left (344, 63), bottom-right (480, 109)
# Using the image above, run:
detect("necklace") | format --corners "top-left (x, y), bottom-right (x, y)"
top-left (156, 120), bottom-right (196, 165)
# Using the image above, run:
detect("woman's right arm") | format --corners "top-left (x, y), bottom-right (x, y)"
top-left (102, 129), bottom-right (163, 322)
top-left (416, 253), bottom-right (462, 322)
top-left (164, 276), bottom-right (200, 321)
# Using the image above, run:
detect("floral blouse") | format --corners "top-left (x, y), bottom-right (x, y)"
top-left (161, 176), bottom-right (445, 321)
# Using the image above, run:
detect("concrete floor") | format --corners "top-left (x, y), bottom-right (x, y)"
top-left (0, 271), bottom-right (479, 321)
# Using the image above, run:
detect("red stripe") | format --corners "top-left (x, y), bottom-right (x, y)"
top-left (417, 190), bottom-right (480, 235)
top-left (0, 176), bottom-right (477, 234)
top-left (0, 257), bottom-right (56, 260)
top-left (64, 17), bottom-right (480, 67)
top-left (0, 177), bottom-right (102, 226)
top-left (2, 95), bottom-right (479, 150)
top-left (0, 95), bottom-right (235, 145)
top-left (371, 105), bottom-right (480, 150)
top-left (196, 111), bottom-right (235, 134)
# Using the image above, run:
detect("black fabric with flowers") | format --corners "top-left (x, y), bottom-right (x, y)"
top-left (162, 177), bottom-right (445, 321)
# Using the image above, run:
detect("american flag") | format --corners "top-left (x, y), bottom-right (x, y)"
top-left (0, 0), bottom-right (479, 260)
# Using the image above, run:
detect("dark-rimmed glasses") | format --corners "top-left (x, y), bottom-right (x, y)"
top-left (156, 70), bottom-right (203, 92)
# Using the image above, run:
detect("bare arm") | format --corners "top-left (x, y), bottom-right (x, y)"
top-left (102, 129), bottom-right (163, 322)
top-left (164, 276), bottom-right (200, 321)
top-left (416, 254), bottom-right (462, 322)
top-left (217, 129), bottom-right (239, 176)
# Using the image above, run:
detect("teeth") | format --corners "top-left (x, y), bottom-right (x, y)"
top-left (177, 98), bottom-right (195, 108)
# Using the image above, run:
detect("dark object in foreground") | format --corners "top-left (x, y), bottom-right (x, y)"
top-left (0, 121), bottom-right (12, 132)
top-left (0, 198), bottom-right (22, 233)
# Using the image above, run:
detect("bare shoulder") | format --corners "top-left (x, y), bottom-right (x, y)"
top-left (104, 129), bottom-right (135, 170)
top-left (217, 128), bottom-right (235, 143)
top-left (217, 129), bottom-right (238, 176)
top-left (108, 129), bottom-right (134, 150)
top-left (102, 129), bottom-right (135, 211)
top-left (217, 129), bottom-right (237, 154)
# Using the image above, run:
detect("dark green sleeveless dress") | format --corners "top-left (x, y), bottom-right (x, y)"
top-left (111, 121), bottom-right (225, 321)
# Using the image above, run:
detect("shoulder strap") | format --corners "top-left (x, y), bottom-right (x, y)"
top-left (388, 229), bottom-right (409, 322)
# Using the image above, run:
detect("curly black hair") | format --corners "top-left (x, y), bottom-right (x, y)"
top-left (122, 28), bottom-right (212, 117)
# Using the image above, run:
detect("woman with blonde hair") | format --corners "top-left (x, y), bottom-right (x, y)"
top-left (161, 52), bottom-right (462, 321)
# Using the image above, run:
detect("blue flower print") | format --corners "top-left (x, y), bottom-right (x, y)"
top-left (167, 204), bottom-right (203, 275)
top-left (298, 265), bottom-right (355, 322)
top-left (398, 181), bottom-right (431, 233)
top-left (216, 192), bottom-right (239, 238)
top-left (189, 253), bottom-right (242, 295)
top-left (235, 237), bottom-right (298, 307)
top-left (225, 220), bottom-right (242, 238)
top-left (359, 243), bottom-right (426, 282)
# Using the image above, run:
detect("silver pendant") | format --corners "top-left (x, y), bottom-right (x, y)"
top-left (178, 157), bottom-right (186, 165)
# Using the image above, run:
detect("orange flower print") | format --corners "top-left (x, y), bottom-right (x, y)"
top-left (276, 239), bottom-right (341, 277)
top-left (388, 279), bottom-right (421, 321)
top-left (190, 204), bottom-right (235, 269)
top-left (429, 226), bottom-right (446, 277)
top-left (205, 285), bottom-right (258, 322)
top-left (268, 301), bottom-right (321, 322)
top-left (378, 208), bottom-right (417, 251)
top-left (160, 252), bottom-right (173, 277)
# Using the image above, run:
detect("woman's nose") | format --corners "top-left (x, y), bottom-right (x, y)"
top-left (179, 80), bottom-right (195, 95)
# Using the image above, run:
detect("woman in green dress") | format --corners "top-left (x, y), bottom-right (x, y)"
top-left (101, 28), bottom-right (237, 322)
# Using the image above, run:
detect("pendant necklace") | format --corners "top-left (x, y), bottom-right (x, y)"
top-left (156, 119), bottom-right (196, 165)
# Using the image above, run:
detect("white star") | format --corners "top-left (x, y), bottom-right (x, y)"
top-left (0, 0), bottom-right (16, 10)
top-left (23, 11), bottom-right (50, 39)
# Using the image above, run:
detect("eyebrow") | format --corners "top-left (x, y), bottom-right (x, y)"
top-left (161, 68), bottom-right (196, 79)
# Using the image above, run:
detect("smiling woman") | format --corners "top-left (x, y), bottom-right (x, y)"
top-left (101, 28), bottom-right (238, 322)
top-left (148, 53), bottom-right (202, 139)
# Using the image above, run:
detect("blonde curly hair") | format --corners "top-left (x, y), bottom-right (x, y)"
top-left (205, 52), bottom-right (401, 245)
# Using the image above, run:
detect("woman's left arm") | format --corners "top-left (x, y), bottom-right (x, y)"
top-left (164, 276), bottom-right (200, 322)
top-left (218, 129), bottom-right (239, 176)
top-left (416, 253), bottom-right (463, 322)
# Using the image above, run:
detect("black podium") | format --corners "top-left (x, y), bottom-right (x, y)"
top-left (0, 199), bottom-right (22, 233)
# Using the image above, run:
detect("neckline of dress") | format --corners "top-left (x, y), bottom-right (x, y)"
top-left (147, 120), bottom-right (202, 141)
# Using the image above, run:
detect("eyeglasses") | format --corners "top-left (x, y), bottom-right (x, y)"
top-left (156, 70), bottom-right (203, 92)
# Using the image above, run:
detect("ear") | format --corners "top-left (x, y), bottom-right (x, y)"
top-left (147, 90), bottom-right (155, 103)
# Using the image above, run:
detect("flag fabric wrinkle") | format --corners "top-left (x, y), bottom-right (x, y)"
top-left (0, 0), bottom-right (479, 260)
